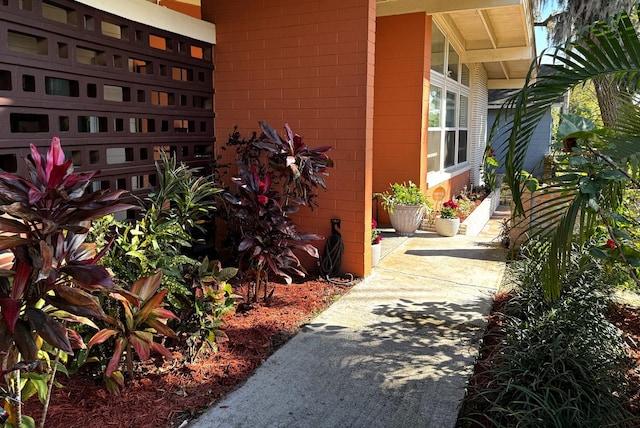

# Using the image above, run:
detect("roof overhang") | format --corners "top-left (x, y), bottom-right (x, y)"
top-left (76, 0), bottom-right (215, 44)
top-left (377, 0), bottom-right (536, 88)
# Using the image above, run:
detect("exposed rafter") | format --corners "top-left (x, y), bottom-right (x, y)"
top-left (376, 0), bottom-right (535, 82)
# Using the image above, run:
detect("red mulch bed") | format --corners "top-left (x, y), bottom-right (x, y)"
top-left (22, 279), bottom-right (352, 428)
top-left (608, 304), bottom-right (640, 418)
top-left (463, 292), bottom-right (640, 425)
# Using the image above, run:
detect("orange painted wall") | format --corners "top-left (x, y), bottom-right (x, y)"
top-left (159, 0), bottom-right (201, 19)
top-left (426, 170), bottom-right (471, 210)
top-left (201, 0), bottom-right (376, 276)
top-left (373, 13), bottom-right (431, 224)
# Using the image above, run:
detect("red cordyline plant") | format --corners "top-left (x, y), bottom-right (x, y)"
top-left (0, 138), bottom-right (136, 425)
top-left (220, 122), bottom-right (333, 303)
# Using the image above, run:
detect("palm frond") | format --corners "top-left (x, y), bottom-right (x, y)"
top-left (493, 5), bottom-right (640, 298)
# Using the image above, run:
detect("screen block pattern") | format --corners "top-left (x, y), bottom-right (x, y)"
top-left (0, 0), bottom-right (214, 212)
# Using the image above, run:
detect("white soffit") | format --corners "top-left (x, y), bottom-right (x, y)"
top-left (75, 0), bottom-right (216, 44)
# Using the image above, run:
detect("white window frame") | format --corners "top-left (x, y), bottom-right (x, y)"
top-left (427, 24), bottom-right (470, 187)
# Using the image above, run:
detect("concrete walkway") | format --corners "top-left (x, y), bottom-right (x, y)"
top-left (189, 207), bottom-right (510, 428)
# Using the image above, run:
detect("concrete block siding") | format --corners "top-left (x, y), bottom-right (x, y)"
top-left (202, 0), bottom-right (376, 276)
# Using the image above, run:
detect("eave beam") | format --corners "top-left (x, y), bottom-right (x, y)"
top-left (377, 0), bottom-right (522, 17)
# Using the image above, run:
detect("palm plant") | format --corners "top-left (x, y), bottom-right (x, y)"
top-left (492, 4), bottom-right (640, 299)
top-left (533, 0), bottom-right (636, 126)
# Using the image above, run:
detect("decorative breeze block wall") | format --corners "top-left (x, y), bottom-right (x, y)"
top-left (0, 0), bottom-right (214, 215)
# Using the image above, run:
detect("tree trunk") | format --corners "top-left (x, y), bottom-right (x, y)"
top-left (593, 74), bottom-right (620, 127)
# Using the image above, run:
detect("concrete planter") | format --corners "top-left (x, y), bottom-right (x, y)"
top-left (389, 205), bottom-right (425, 236)
top-left (461, 189), bottom-right (501, 236)
top-left (422, 188), bottom-right (501, 236)
top-left (434, 217), bottom-right (460, 237)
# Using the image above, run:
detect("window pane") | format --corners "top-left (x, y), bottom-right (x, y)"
top-left (428, 130), bottom-right (441, 172)
top-left (445, 91), bottom-right (456, 128)
top-left (447, 45), bottom-right (459, 81)
top-left (458, 130), bottom-right (468, 163)
top-left (444, 131), bottom-right (455, 168)
top-left (461, 64), bottom-right (470, 86)
top-left (429, 85), bottom-right (442, 127)
top-left (459, 95), bottom-right (468, 128)
top-left (431, 25), bottom-right (445, 75)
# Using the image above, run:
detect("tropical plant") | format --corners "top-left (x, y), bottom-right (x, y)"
top-left (378, 181), bottom-right (432, 214)
top-left (219, 122), bottom-right (333, 303)
top-left (181, 257), bottom-right (238, 361)
top-left (459, 244), bottom-right (632, 427)
top-left (491, 4), bottom-right (640, 299)
top-left (95, 151), bottom-right (221, 308)
top-left (533, 0), bottom-right (636, 126)
top-left (226, 165), bottom-right (323, 302)
top-left (145, 151), bottom-right (221, 239)
top-left (87, 270), bottom-right (178, 380)
top-left (0, 137), bottom-right (136, 426)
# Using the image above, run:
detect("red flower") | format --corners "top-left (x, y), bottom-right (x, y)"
top-left (257, 195), bottom-right (268, 205)
top-left (443, 199), bottom-right (458, 210)
top-left (606, 239), bottom-right (617, 249)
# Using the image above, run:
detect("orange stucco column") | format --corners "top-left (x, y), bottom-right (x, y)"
top-left (202, 0), bottom-right (376, 276)
top-left (373, 13), bottom-right (431, 225)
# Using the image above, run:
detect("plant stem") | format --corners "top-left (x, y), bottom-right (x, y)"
top-left (126, 341), bottom-right (134, 377)
top-left (39, 348), bottom-right (61, 428)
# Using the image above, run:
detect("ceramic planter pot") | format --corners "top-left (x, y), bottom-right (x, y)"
top-left (435, 216), bottom-right (460, 237)
top-left (389, 205), bottom-right (425, 236)
top-left (371, 243), bottom-right (381, 266)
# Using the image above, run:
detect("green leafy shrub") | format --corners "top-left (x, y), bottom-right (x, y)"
top-left (378, 181), bottom-right (431, 214)
top-left (182, 257), bottom-right (238, 361)
top-left (90, 153), bottom-right (237, 363)
top-left (94, 151), bottom-right (221, 308)
top-left (459, 246), bottom-right (633, 427)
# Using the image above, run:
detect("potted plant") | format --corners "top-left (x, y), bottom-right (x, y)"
top-left (379, 181), bottom-right (432, 236)
top-left (435, 199), bottom-right (460, 236)
top-left (371, 218), bottom-right (382, 266)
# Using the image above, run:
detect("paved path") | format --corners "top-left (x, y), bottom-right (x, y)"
top-left (189, 208), bottom-right (509, 428)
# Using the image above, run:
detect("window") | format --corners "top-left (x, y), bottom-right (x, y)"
top-left (427, 23), bottom-right (469, 176)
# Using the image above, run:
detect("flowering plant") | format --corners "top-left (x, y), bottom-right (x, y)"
top-left (371, 219), bottom-right (382, 244)
top-left (440, 199), bottom-right (459, 219)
